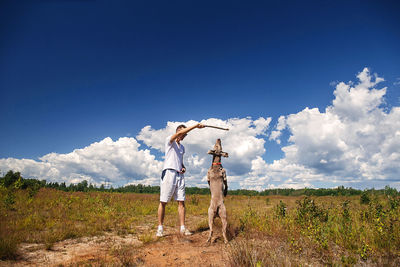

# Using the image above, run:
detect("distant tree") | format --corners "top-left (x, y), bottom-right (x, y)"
top-left (76, 180), bottom-right (88, 191)
top-left (360, 191), bottom-right (370, 204)
top-left (60, 182), bottom-right (67, 191)
top-left (384, 185), bottom-right (398, 196)
top-left (88, 183), bottom-right (95, 191)
top-left (0, 170), bottom-right (396, 197)
top-left (1, 170), bottom-right (22, 188)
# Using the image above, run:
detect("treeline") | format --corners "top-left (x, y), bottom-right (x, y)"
top-left (0, 171), bottom-right (160, 193)
top-left (0, 170), bottom-right (398, 196)
top-left (229, 186), bottom-right (377, 197)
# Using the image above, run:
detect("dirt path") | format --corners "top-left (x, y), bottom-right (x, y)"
top-left (133, 230), bottom-right (227, 267)
top-left (3, 233), bottom-right (141, 266)
top-left (2, 228), bottom-right (228, 266)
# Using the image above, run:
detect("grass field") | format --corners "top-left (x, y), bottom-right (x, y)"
top-left (1, 187), bottom-right (399, 266)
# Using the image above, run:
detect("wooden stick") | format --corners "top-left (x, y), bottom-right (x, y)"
top-left (203, 125), bottom-right (229, 131)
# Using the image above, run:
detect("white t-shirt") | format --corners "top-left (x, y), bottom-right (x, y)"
top-left (163, 135), bottom-right (185, 172)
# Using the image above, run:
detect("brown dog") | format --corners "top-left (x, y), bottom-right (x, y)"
top-left (206, 139), bottom-right (228, 244)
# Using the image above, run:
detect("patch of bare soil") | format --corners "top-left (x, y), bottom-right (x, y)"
top-left (2, 233), bottom-right (142, 266)
top-left (134, 230), bottom-right (227, 267)
top-left (1, 227), bottom-right (228, 266)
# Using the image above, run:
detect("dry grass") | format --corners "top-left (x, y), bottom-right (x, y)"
top-left (1, 187), bottom-right (399, 265)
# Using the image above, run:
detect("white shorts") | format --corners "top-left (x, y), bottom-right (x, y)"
top-left (160, 169), bottom-right (185, 203)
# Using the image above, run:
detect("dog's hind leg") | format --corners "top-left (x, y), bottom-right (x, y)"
top-left (206, 206), bottom-right (214, 243)
top-left (219, 204), bottom-right (228, 244)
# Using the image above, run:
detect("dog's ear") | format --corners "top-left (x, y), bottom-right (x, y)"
top-left (208, 150), bottom-right (216, 155)
top-left (221, 152), bottom-right (229, 158)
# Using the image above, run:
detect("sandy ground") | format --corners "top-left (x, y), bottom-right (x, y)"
top-left (132, 230), bottom-right (227, 267)
top-left (3, 233), bottom-right (141, 266)
top-left (1, 226), bottom-right (228, 266)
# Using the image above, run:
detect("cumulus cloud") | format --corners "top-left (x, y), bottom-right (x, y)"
top-left (265, 67), bottom-right (400, 189)
top-left (1, 68), bottom-right (399, 190)
top-left (0, 117), bottom-right (272, 188)
top-left (330, 68), bottom-right (386, 121)
top-left (239, 156), bottom-right (323, 190)
top-left (269, 116), bottom-right (286, 144)
top-left (0, 137), bottom-right (163, 186)
top-left (137, 117), bottom-right (272, 187)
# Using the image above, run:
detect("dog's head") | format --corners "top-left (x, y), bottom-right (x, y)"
top-left (208, 139), bottom-right (229, 157)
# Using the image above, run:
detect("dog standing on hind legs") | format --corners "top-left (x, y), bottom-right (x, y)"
top-left (206, 139), bottom-right (229, 244)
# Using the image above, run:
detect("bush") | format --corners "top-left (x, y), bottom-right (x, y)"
top-left (275, 200), bottom-right (287, 218)
top-left (3, 190), bottom-right (16, 210)
top-left (388, 195), bottom-right (400, 210)
top-left (360, 191), bottom-right (370, 205)
top-left (296, 197), bottom-right (328, 224)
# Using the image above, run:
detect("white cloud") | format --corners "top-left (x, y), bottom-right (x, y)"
top-left (1, 68), bottom-right (399, 190)
top-left (265, 67), bottom-right (400, 189)
top-left (0, 137), bottom-right (163, 186)
top-left (269, 115), bottom-right (286, 144)
top-left (137, 117), bottom-right (272, 185)
top-left (0, 117), bottom-right (272, 188)
top-left (330, 68), bottom-right (386, 121)
top-left (239, 156), bottom-right (324, 190)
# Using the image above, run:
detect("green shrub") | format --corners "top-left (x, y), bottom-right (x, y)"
top-left (296, 197), bottom-right (328, 224)
top-left (360, 191), bottom-right (370, 205)
top-left (275, 200), bottom-right (286, 218)
top-left (387, 195), bottom-right (399, 210)
top-left (3, 190), bottom-right (16, 210)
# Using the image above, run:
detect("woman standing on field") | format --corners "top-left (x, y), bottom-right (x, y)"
top-left (156, 123), bottom-right (205, 237)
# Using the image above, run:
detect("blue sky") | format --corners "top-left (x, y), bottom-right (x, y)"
top-left (1, 0), bottom-right (400, 189)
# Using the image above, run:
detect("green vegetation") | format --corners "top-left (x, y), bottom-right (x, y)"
top-left (1, 170), bottom-right (399, 265)
top-left (1, 170), bottom-right (398, 196)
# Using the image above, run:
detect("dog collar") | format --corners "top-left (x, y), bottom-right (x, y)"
top-left (212, 162), bottom-right (221, 165)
